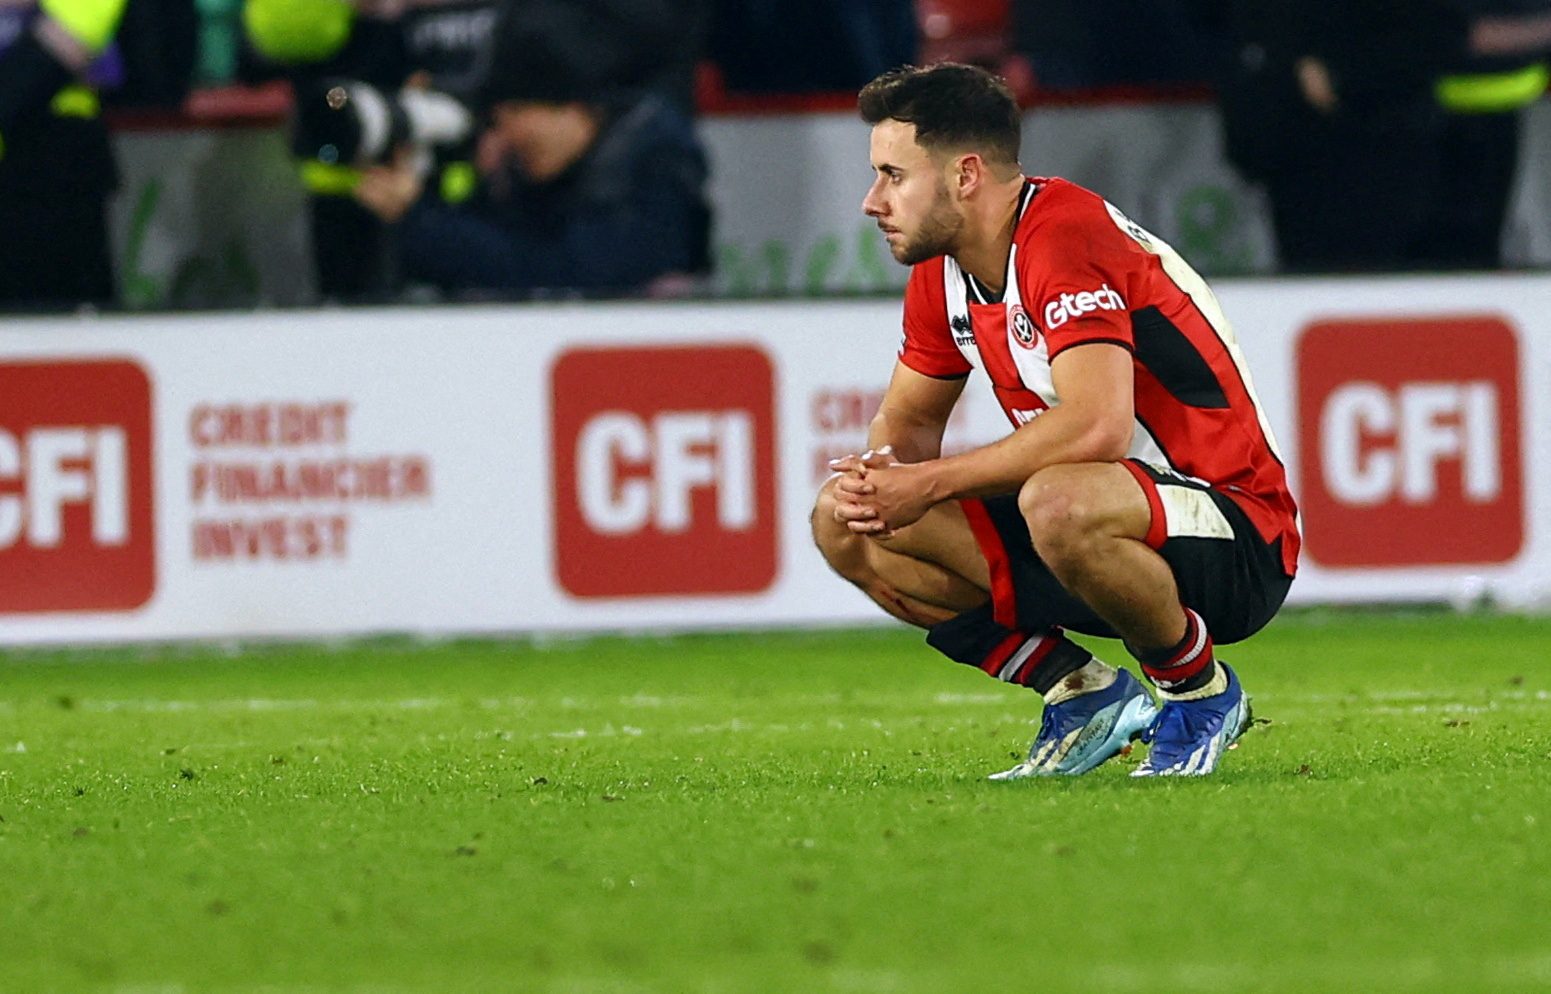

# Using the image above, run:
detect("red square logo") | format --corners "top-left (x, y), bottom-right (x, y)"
top-left (0, 360), bottom-right (156, 612)
top-left (552, 345), bottom-right (777, 597)
top-left (1297, 317), bottom-right (1522, 567)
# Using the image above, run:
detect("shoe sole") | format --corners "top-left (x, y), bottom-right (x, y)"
top-left (988, 692), bottom-right (1159, 780)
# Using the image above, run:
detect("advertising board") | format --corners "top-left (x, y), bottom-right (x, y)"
top-left (3, 276), bottom-right (1548, 645)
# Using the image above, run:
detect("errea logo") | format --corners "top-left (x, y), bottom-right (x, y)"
top-left (1043, 285), bottom-right (1126, 329)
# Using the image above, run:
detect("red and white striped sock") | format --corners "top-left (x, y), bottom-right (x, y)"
top-left (1133, 607), bottom-right (1220, 697)
top-left (971, 629), bottom-right (1100, 695)
top-left (926, 604), bottom-right (1098, 696)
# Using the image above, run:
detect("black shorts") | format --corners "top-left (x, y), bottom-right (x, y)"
top-left (960, 461), bottom-right (1294, 645)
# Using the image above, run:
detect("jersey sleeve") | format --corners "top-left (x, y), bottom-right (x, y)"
top-left (899, 261), bottom-right (972, 378)
top-left (1020, 200), bottom-right (1140, 359)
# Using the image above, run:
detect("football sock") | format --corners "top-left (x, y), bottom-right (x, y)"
top-left (926, 603), bottom-right (1098, 696)
top-left (1041, 657), bottom-right (1121, 706)
top-left (1130, 606), bottom-right (1221, 698)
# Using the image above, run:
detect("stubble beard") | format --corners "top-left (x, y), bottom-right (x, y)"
top-left (891, 189), bottom-right (965, 266)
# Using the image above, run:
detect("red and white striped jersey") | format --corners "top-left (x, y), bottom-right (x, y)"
top-left (899, 177), bottom-right (1300, 575)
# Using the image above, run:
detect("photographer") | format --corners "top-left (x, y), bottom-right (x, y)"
top-left (349, 7), bottom-right (711, 299)
top-left (242, 0), bottom-right (500, 300)
top-left (244, 0), bottom-right (703, 302)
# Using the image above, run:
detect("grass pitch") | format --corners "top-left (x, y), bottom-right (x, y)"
top-left (2, 611), bottom-right (1550, 994)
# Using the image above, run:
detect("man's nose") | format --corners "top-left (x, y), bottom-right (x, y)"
top-left (862, 183), bottom-right (884, 217)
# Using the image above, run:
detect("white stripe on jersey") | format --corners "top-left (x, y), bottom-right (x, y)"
top-left (1101, 202), bottom-right (1287, 468)
top-left (944, 259), bottom-right (976, 372)
top-left (1003, 245), bottom-right (1057, 407)
top-left (1101, 201), bottom-right (1301, 541)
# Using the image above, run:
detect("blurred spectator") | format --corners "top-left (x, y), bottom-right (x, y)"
top-left (708, 0), bottom-right (915, 94)
top-left (350, 4), bottom-right (711, 299)
top-left (1200, 0), bottom-right (1460, 272)
top-left (0, 0), bottom-right (130, 310)
top-left (918, 0), bottom-right (1011, 70)
top-left (533, 0), bottom-right (706, 113)
top-left (106, 0), bottom-right (197, 108)
top-left (1200, 0), bottom-right (1551, 272)
top-left (241, 0), bottom-right (503, 301)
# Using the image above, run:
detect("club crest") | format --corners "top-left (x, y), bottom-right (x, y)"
top-left (1010, 305), bottom-right (1038, 349)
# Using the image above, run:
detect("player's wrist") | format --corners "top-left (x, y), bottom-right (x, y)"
top-left (916, 458), bottom-right (957, 505)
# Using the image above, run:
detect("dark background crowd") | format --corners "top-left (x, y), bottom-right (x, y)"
top-left (4, 0), bottom-right (1551, 314)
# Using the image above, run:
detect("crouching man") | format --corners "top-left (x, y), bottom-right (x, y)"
top-left (814, 63), bottom-right (1299, 777)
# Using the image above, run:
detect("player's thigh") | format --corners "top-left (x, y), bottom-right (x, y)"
top-left (964, 494), bottom-right (1115, 636)
top-left (872, 498), bottom-right (990, 590)
top-left (1018, 461), bottom-right (1153, 545)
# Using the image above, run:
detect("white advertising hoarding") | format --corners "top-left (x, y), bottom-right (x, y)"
top-left (2, 274), bottom-right (1547, 646)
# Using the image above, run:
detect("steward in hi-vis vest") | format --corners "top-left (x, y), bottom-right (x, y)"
top-left (0, 0), bottom-right (128, 309)
top-left (1202, 0), bottom-right (1551, 272)
top-left (1428, 0), bottom-right (1551, 268)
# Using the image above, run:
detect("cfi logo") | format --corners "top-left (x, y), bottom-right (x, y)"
top-left (0, 359), bottom-right (156, 613)
top-left (551, 344), bottom-right (778, 597)
top-left (1009, 305), bottom-right (1037, 349)
top-left (1297, 316), bottom-right (1522, 567)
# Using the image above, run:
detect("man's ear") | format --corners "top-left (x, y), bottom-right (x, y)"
top-left (951, 153), bottom-right (985, 200)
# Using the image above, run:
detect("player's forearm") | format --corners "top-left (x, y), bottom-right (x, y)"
top-left (866, 410), bottom-right (946, 464)
top-left (918, 407), bottom-right (1130, 501)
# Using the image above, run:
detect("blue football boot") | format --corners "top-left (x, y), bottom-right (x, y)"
top-left (990, 667), bottom-right (1159, 779)
top-left (1132, 663), bottom-right (1250, 777)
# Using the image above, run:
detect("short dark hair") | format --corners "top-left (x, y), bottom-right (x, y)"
top-left (858, 63), bottom-right (1021, 166)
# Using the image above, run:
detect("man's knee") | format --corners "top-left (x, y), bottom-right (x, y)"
top-left (813, 478), bottom-right (931, 586)
top-left (811, 478), bottom-right (844, 544)
top-left (812, 479), bottom-right (868, 576)
top-left (1017, 464), bottom-right (1110, 561)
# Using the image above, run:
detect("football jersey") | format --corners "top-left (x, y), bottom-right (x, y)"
top-left (899, 177), bottom-right (1300, 576)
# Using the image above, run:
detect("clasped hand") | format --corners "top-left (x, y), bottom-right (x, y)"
top-left (828, 445), bottom-right (935, 536)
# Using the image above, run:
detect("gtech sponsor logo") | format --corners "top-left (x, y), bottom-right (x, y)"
top-left (1297, 316), bottom-right (1523, 566)
top-left (0, 360), bottom-right (156, 612)
top-left (1042, 284), bottom-right (1125, 329)
top-left (552, 345), bottom-right (778, 597)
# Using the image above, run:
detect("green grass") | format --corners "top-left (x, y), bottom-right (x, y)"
top-left (2, 611), bottom-right (1550, 994)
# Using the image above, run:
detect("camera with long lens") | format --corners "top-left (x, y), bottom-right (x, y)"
top-left (292, 77), bottom-right (476, 167)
